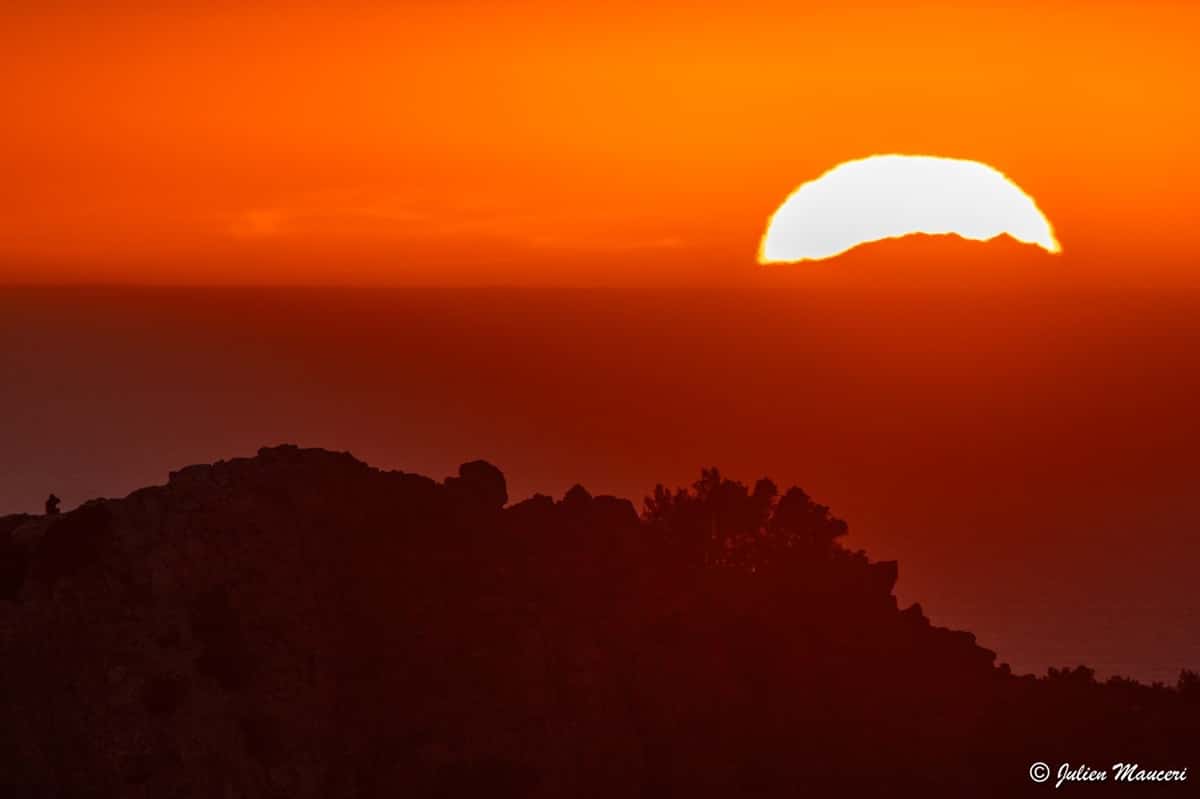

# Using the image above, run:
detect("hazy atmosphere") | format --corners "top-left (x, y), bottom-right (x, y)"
top-left (5, 276), bottom-right (1198, 684)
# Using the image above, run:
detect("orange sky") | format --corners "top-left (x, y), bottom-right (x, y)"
top-left (4, 1), bottom-right (1200, 683)
top-left (2, 1), bottom-right (1198, 285)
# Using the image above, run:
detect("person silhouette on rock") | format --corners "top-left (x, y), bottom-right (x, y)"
top-left (45, 494), bottom-right (61, 516)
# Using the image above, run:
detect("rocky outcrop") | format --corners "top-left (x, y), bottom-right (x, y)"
top-left (0, 446), bottom-right (1194, 798)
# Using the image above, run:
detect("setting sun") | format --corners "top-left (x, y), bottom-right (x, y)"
top-left (758, 155), bottom-right (1061, 263)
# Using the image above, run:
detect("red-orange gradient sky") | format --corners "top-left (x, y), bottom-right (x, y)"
top-left (2, 1), bottom-right (1198, 286)
top-left (3, 3), bottom-right (1200, 684)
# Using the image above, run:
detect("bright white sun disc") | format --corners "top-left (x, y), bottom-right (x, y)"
top-left (758, 154), bottom-right (1061, 263)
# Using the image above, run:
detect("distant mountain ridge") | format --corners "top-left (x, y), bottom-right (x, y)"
top-left (1, 445), bottom-right (1196, 797)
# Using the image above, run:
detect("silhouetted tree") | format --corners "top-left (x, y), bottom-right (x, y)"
top-left (643, 470), bottom-right (851, 572)
top-left (768, 486), bottom-right (847, 554)
top-left (1178, 669), bottom-right (1200, 702)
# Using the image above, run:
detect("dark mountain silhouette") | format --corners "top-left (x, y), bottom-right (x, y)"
top-left (0, 446), bottom-right (1195, 797)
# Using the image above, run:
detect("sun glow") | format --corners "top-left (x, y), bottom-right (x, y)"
top-left (758, 155), bottom-right (1061, 263)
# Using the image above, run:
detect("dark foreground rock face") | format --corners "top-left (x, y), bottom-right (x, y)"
top-left (0, 446), bottom-right (1196, 798)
